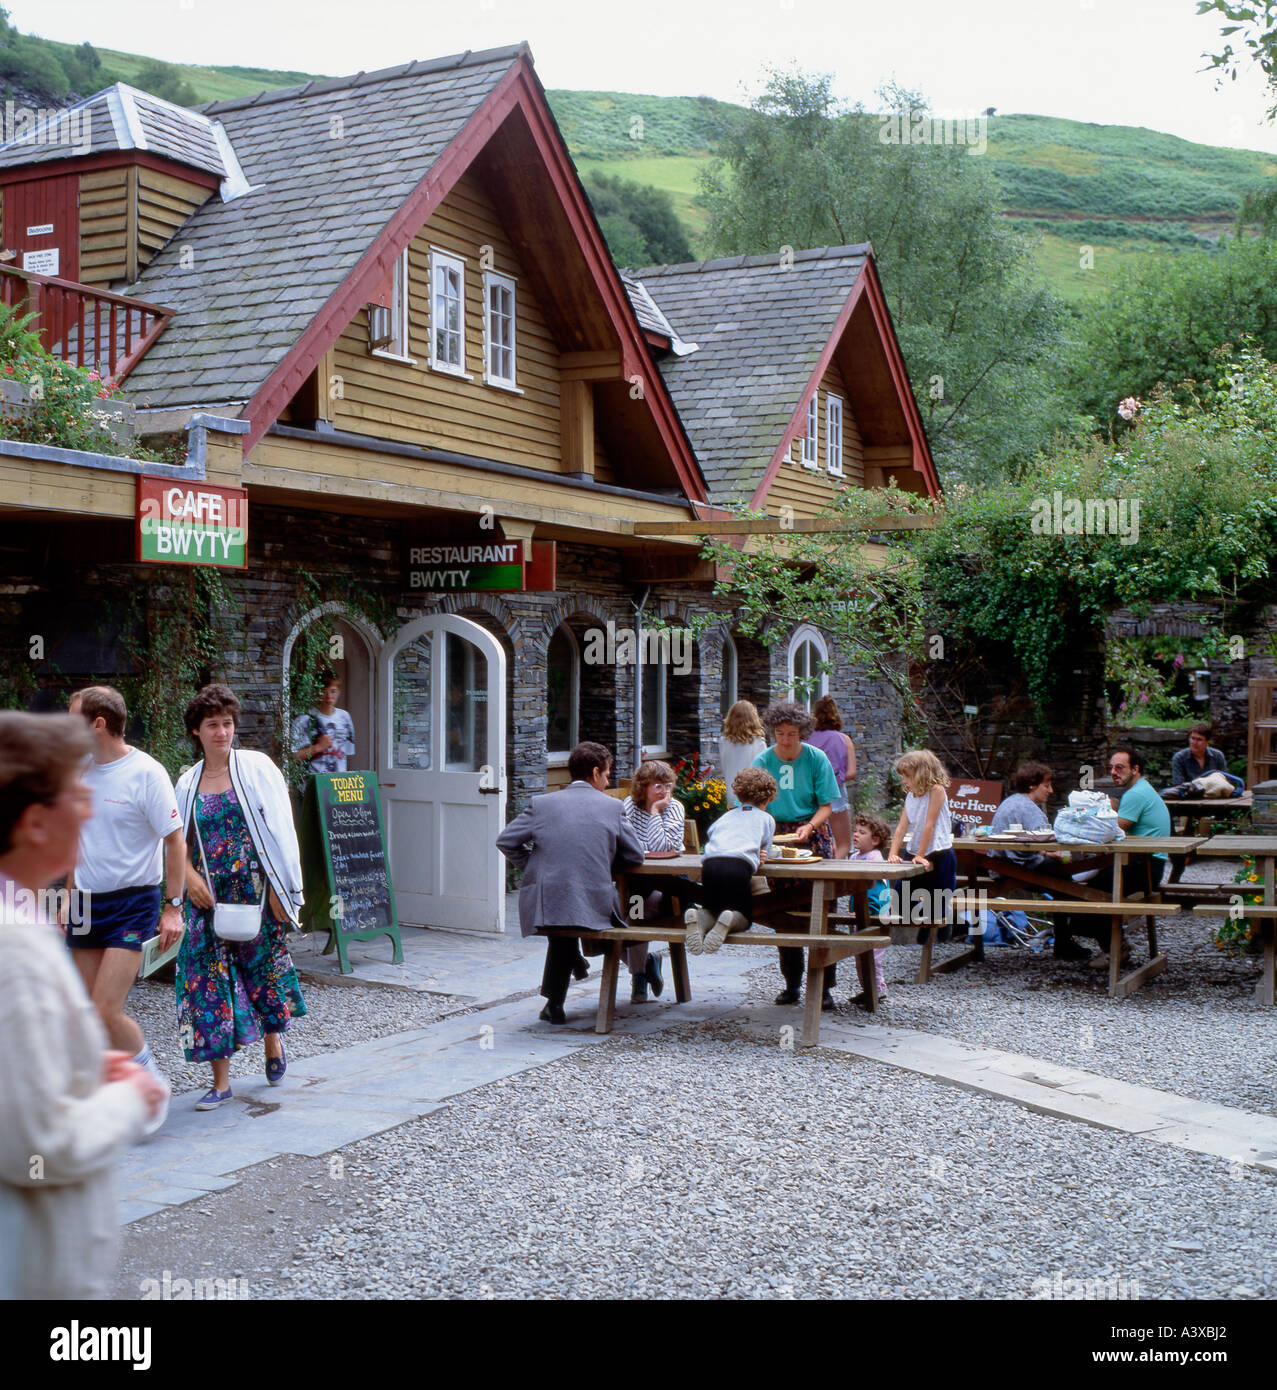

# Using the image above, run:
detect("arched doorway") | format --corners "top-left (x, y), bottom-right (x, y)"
top-left (282, 604), bottom-right (380, 771)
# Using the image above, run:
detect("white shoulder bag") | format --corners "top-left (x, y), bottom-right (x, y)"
top-left (192, 805), bottom-right (267, 942)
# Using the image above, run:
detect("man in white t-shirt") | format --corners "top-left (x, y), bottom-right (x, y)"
top-left (67, 686), bottom-right (184, 1132)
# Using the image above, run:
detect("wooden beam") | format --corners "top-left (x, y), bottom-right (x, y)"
top-left (631, 514), bottom-right (936, 537)
top-left (621, 553), bottom-right (717, 583)
top-left (559, 349), bottom-right (622, 381)
top-left (560, 378), bottom-right (594, 477)
top-left (124, 166), bottom-right (139, 285)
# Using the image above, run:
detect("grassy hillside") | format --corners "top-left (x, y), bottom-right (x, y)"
top-left (7, 19), bottom-right (1276, 300)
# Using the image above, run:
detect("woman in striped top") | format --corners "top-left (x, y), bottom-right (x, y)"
top-left (619, 761), bottom-right (685, 1002)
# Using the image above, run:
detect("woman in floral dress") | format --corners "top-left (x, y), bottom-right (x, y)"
top-left (174, 684), bottom-right (306, 1111)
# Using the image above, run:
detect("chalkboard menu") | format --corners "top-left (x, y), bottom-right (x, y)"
top-left (299, 772), bottom-right (403, 973)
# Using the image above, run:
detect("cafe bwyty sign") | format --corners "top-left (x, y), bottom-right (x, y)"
top-left (136, 478), bottom-right (248, 568)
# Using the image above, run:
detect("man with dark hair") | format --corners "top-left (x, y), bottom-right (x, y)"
top-left (1084, 746), bottom-right (1173, 970)
top-left (1170, 722), bottom-right (1227, 788)
top-left (496, 742), bottom-right (643, 1023)
top-left (66, 686), bottom-right (182, 1134)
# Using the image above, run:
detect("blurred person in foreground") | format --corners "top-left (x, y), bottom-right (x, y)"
top-left (0, 712), bottom-right (165, 1299)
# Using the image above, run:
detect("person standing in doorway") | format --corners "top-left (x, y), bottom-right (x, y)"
top-left (290, 671), bottom-right (356, 774)
top-left (496, 743), bottom-right (644, 1024)
top-left (65, 686), bottom-right (182, 1134)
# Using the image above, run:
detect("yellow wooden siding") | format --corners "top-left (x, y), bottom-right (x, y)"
top-left (78, 167), bottom-right (130, 286)
top-left (593, 420), bottom-right (617, 485)
top-left (329, 171), bottom-right (566, 473)
top-left (770, 359), bottom-right (866, 516)
top-left (136, 168), bottom-right (208, 264)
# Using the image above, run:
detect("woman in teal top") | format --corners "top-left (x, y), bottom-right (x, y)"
top-left (752, 698), bottom-right (840, 1009)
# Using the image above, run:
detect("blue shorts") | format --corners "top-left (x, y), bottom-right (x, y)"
top-left (65, 885), bottom-right (160, 952)
top-left (830, 795), bottom-right (850, 814)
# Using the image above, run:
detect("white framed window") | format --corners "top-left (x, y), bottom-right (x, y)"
top-left (800, 393), bottom-right (819, 468)
top-left (720, 631), bottom-right (738, 721)
top-left (640, 646), bottom-right (668, 758)
top-left (546, 624), bottom-right (579, 763)
top-left (369, 250), bottom-right (414, 363)
top-left (429, 247), bottom-right (468, 377)
top-left (826, 393), bottom-right (844, 477)
top-left (788, 624), bottom-right (829, 709)
top-left (483, 270), bottom-right (520, 391)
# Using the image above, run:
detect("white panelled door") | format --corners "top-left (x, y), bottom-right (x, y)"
top-left (377, 613), bottom-right (506, 932)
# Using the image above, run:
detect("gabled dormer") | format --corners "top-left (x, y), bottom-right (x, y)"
top-left (629, 245), bottom-right (940, 511)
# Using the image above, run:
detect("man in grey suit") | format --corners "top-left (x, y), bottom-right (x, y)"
top-left (496, 741), bottom-right (644, 1023)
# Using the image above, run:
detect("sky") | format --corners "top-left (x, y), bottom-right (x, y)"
top-left (16, 0), bottom-right (1277, 154)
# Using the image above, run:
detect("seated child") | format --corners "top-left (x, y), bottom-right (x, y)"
top-left (685, 767), bottom-right (777, 955)
top-left (851, 812), bottom-right (892, 1007)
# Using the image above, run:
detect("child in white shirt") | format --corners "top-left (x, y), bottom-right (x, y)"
top-left (685, 767), bottom-right (777, 955)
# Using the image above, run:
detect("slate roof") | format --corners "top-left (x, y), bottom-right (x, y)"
top-left (629, 245), bottom-right (871, 500)
top-left (120, 47), bottom-right (528, 409)
top-left (0, 84), bottom-right (230, 178)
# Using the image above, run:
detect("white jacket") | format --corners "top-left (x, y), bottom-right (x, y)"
top-left (175, 748), bottom-right (304, 924)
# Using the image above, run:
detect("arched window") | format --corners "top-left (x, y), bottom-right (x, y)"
top-left (788, 625), bottom-right (829, 710)
top-left (546, 624), bottom-right (579, 762)
top-left (720, 631), bottom-right (738, 721)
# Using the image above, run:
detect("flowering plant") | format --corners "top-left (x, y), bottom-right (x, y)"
top-left (669, 753), bottom-right (728, 834)
top-left (1210, 856), bottom-right (1265, 955)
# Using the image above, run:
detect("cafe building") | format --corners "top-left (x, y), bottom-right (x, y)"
top-left (0, 43), bottom-right (939, 934)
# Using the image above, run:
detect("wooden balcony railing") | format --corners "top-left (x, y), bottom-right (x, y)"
top-left (0, 264), bottom-right (174, 384)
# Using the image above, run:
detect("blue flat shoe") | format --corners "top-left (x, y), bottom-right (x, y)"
top-left (266, 1041), bottom-right (286, 1086)
top-left (195, 1087), bottom-right (233, 1111)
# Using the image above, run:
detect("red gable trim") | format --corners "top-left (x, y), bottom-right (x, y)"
top-left (0, 150), bottom-right (222, 190)
top-left (240, 59), bottom-right (706, 503)
top-left (749, 258), bottom-right (939, 508)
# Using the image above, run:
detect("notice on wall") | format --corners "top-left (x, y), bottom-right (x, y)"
top-left (22, 247), bottom-right (58, 276)
top-left (299, 771), bottom-right (402, 973)
top-left (136, 478), bottom-right (248, 568)
top-left (946, 777), bottom-right (1005, 830)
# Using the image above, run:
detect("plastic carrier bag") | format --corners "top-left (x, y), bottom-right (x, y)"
top-left (1052, 790), bottom-right (1125, 845)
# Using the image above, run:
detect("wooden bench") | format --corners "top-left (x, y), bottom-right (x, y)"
top-left (546, 920), bottom-right (890, 1033)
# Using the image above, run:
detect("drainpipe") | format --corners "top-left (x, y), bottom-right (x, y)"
top-left (632, 585), bottom-right (650, 773)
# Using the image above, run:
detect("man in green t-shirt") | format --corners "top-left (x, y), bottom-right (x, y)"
top-left (1080, 747), bottom-right (1171, 970)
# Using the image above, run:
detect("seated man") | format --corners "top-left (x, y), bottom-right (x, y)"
top-left (1084, 746), bottom-right (1172, 970)
top-left (990, 761), bottom-right (1089, 960)
top-left (1169, 722), bottom-right (1227, 789)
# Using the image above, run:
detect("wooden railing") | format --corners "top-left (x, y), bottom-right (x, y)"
top-left (0, 264), bottom-right (174, 383)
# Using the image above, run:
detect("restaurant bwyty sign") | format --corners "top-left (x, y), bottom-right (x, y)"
top-left (404, 537), bottom-right (556, 591)
top-left (137, 478), bottom-right (248, 568)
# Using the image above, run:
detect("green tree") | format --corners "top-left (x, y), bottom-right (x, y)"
top-left (1198, 0), bottom-right (1277, 117)
top-left (1070, 234), bottom-right (1277, 425)
top-left (697, 68), bottom-right (1075, 486)
top-left (134, 59), bottom-right (197, 107)
top-left (584, 171), bottom-right (694, 266)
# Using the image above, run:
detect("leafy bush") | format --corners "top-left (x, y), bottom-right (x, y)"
top-left (584, 171), bottom-right (694, 266)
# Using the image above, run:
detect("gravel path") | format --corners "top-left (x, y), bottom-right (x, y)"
top-left (786, 866), bottom-right (1277, 1119)
top-left (130, 969), bottom-right (458, 1094)
top-left (240, 1022), bottom-right (1275, 1300)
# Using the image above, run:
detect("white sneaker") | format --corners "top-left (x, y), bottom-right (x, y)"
top-left (138, 1051), bottom-right (171, 1138)
top-left (703, 910), bottom-right (746, 954)
top-left (684, 907), bottom-right (713, 954)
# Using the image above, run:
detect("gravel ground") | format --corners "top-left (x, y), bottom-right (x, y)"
top-left (129, 965), bottom-right (458, 1094)
top-left (235, 1022), bottom-right (1275, 1300)
top-left (796, 861), bottom-right (1277, 1118)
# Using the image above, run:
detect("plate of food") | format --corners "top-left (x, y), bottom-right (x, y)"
top-left (772, 831), bottom-right (807, 845)
top-left (775, 846), bottom-right (817, 861)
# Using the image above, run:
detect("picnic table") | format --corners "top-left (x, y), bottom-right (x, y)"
top-left (954, 835), bottom-right (1204, 998)
top-left (1191, 836), bottom-right (1277, 1007)
top-left (593, 854), bottom-right (924, 1047)
top-left (1160, 792), bottom-right (1252, 881)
